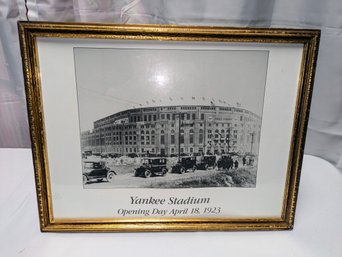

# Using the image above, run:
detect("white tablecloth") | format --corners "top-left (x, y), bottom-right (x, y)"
top-left (0, 149), bottom-right (341, 257)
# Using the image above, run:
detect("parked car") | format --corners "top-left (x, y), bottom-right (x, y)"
top-left (196, 155), bottom-right (217, 170)
top-left (85, 150), bottom-right (92, 156)
top-left (134, 158), bottom-right (168, 178)
top-left (82, 161), bottom-right (117, 184)
top-left (82, 150), bottom-right (93, 159)
top-left (108, 153), bottom-right (121, 158)
top-left (127, 153), bottom-right (138, 158)
top-left (171, 156), bottom-right (197, 174)
top-left (100, 153), bottom-right (109, 159)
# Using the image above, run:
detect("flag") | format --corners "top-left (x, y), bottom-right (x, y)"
top-left (192, 97), bottom-right (195, 100)
top-left (152, 99), bottom-right (155, 103)
top-left (169, 97), bottom-right (173, 101)
top-left (236, 102), bottom-right (241, 107)
top-left (202, 97), bottom-right (205, 101)
top-left (210, 101), bottom-right (215, 107)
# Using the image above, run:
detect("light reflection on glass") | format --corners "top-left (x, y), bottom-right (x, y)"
top-left (154, 73), bottom-right (168, 88)
top-left (150, 63), bottom-right (171, 92)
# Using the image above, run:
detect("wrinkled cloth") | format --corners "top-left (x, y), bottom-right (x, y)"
top-left (1, 0), bottom-right (342, 170)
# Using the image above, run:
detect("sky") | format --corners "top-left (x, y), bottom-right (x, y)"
top-left (74, 45), bottom-right (269, 132)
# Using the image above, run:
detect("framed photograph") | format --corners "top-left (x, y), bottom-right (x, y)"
top-left (19, 21), bottom-right (320, 232)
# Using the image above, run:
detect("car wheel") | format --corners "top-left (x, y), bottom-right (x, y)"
top-left (107, 171), bottom-right (115, 182)
top-left (192, 165), bottom-right (196, 172)
top-left (83, 175), bottom-right (88, 185)
top-left (205, 164), bottom-right (209, 170)
top-left (134, 170), bottom-right (139, 177)
top-left (162, 168), bottom-right (168, 176)
top-left (179, 167), bottom-right (186, 174)
top-left (144, 170), bottom-right (152, 178)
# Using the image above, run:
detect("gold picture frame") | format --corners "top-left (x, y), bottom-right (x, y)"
top-left (18, 21), bottom-right (320, 232)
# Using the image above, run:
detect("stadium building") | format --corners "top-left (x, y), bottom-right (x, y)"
top-left (80, 105), bottom-right (261, 157)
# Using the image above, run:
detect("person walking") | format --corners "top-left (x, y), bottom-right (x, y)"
top-left (234, 160), bottom-right (239, 169)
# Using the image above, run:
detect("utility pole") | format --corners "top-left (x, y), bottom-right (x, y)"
top-left (227, 129), bottom-right (230, 153)
top-left (178, 112), bottom-right (184, 162)
top-left (99, 128), bottom-right (103, 153)
top-left (178, 112), bottom-right (182, 162)
top-left (250, 132), bottom-right (255, 154)
top-left (203, 117), bottom-right (206, 155)
top-left (207, 114), bottom-right (213, 155)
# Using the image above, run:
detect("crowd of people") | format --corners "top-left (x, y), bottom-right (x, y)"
top-left (216, 154), bottom-right (255, 171)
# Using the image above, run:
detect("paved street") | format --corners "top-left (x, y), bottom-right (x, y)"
top-left (85, 168), bottom-right (216, 188)
top-left (84, 166), bottom-right (256, 188)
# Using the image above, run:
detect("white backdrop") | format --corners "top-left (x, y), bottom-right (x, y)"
top-left (1, 0), bottom-right (342, 169)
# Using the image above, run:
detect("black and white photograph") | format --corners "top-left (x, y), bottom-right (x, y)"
top-left (19, 22), bottom-right (319, 231)
top-left (75, 46), bottom-right (268, 189)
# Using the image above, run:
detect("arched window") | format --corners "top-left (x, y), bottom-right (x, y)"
top-left (160, 129), bottom-right (166, 144)
top-left (199, 129), bottom-right (204, 144)
top-left (180, 129), bottom-right (184, 144)
top-left (189, 129), bottom-right (194, 144)
top-left (171, 129), bottom-right (175, 144)
top-left (215, 129), bottom-right (219, 138)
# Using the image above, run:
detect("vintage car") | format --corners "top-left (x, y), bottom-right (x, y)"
top-left (82, 161), bottom-right (117, 184)
top-left (196, 155), bottom-right (217, 170)
top-left (217, 154), bottom-right (233, 170)
top-left (134, 158), bottom-right (168, 178)
top-left (171, 156), bottom-right (197, 174)
top-left (82, 150), bottom-right (93, 159)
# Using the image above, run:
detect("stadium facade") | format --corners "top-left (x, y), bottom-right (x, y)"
top-left (80, 105), bottom-right (261, 157)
